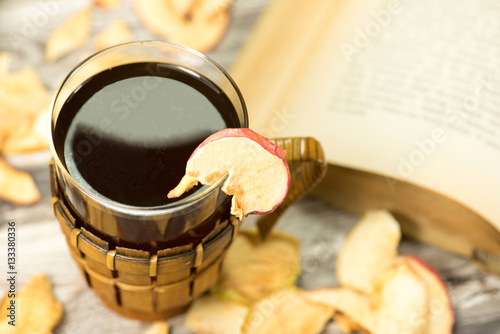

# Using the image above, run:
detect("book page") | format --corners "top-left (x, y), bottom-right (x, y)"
top-left (234, 0), bottom-right (500, 228)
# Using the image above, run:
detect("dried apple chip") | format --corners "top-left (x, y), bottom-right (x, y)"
top-left (336, 210), bottom-right (401, 294)
top-left (133, 0), bottom-right (230, 52)
top-left (185, 294), bottom-right (249, 334)
top-left (0, 273), bottom-right (63, 333)
top-left (45, 8), bottom-right (91, 62)
top-left (2, 109), bottom-right (49, 155)
top-left (372, 263), bottom-right (429, 334)
top-left (94, 19), bottom-right (133, 51)
top-left (0, 158), bottom-right (41, 205)
top-left (243, 289), bottom-right (332, 334)
top-left (403, 256), bottom-right (455, 334)
top-left (168, 128), bottom-right (290, 220)
top-left (302, 265), bottom-right (430, 334)
top-left (301, 287), bottom-right (374, 332)
top-left (142, 321), bottom-right (170, 334)
top-left (0, 67), bottom-right (49, 119)
top-left (0, 67), bottom-right (50, 155)
top-left (216, 229), bottom-right (300, 302)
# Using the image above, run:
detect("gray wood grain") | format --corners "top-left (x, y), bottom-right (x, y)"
top-left (1, 0), bottom-right (500, 333)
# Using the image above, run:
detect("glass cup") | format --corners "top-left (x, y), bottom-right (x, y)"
top-left (50, 41), bottom-right (247, 251)
top-left (49, 41), bottom-right (327, 321)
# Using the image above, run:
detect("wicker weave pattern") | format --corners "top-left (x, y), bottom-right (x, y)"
top-left (257, 137), bottom-right (327, 238)
top-left (50, 160), bottom-right (238, 320)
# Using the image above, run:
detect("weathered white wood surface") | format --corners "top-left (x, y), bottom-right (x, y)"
top-left (1, 0), bottom-right (500, 333)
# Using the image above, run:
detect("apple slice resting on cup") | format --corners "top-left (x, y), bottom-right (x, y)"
top-left (168, 128), bottom-right (290, 220)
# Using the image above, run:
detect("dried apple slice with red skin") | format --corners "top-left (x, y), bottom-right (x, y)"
top-left (302, 265), bottom-right (431, 334)
top-left (403, 256), bottom-right (455, 334)
top-left (168, 128), bottom-right (290, 220)
top-left (373, 262), bottom-right (429, 334)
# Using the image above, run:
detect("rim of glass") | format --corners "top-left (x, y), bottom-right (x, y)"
top-left (48, 40), bottom-right (248, 216)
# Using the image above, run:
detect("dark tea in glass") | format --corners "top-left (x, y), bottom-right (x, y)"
top-left (50, 42), bottom-right (248, 253)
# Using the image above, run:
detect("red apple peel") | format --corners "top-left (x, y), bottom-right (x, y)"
top-left (403, 256), bottom-right (455, 334)
top-left (168, 128), bottom-right (290, 220)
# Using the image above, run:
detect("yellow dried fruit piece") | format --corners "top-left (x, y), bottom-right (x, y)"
top-left (0, 68), bottom-right (49, 119)
top-left (94, 19), bottom-right (133, 51)
top-left (303, 263), bottom-right (430, 334)
top-left (216, 228), bottom-right (300, 302)
top-left (0, 273), bottom-right (63, 333)
top-left (45, 8), bottom-right (91, 62)
top-left (0, 68), bottom-right (50, 155)
top-left (372, 262), bottom-right (429, 334)
top-left (301, 287), bottom-right (373, 332)
top-left (142, 321), bottom-right (170, 334)
top-left (133, 0), bottom-right (230, 52)
top-left (336, 210), bottom-right (401, 294)
top-left (0, 158), bottom-right (41, 205)
top-left (243, 289), bottom-right (332, 334)
top-left (2, 109), bottom-right (49, 155)
top-left (185, 294), bottom-right (249, 334)
top-left (403, 256), bottom-right (455, 334)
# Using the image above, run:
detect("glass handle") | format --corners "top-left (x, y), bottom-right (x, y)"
top-left (257, 137), bottom-right (328, 239)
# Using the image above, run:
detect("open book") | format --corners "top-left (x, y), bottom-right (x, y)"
top-left (230, 0), bottom-right (500, 274)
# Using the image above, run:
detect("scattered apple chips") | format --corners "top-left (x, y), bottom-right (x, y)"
top-left (0, 60), bottom-right (50, 205)
top-left (185, 229), bottom-right (331, 334)
top-left (185, 210), bottom-right (454, 334)
top-left (304, 210), bottom-right (455, 334)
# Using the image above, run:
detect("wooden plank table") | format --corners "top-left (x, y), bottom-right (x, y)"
top-left (1, 0), bottom-right (500, 333)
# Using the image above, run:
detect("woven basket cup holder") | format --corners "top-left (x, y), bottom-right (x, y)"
top-left (50, 137), bottom-right (326, 321)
